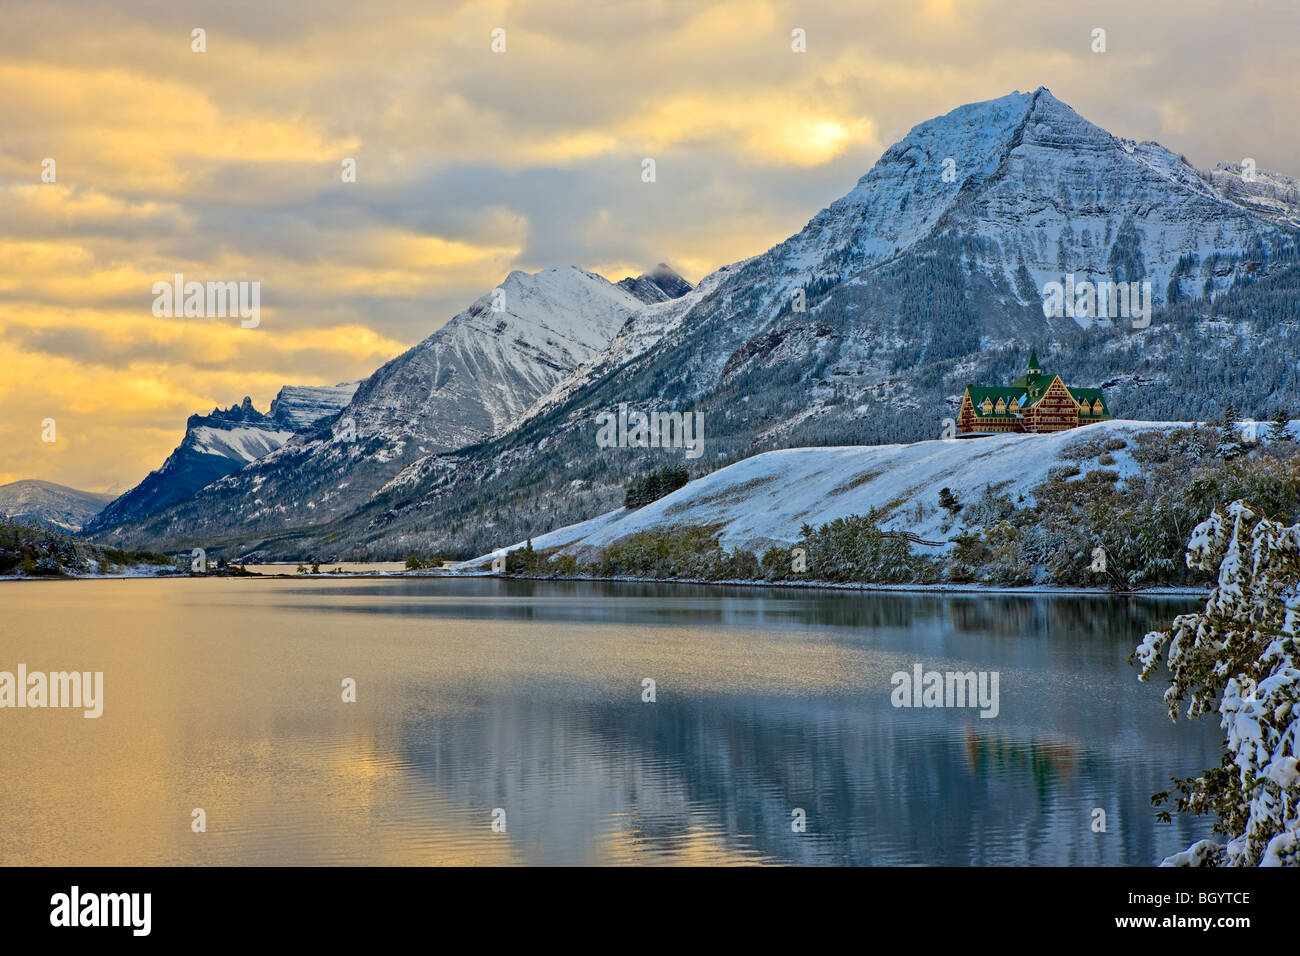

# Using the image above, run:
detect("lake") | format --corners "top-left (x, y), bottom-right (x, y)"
top-left (0, 577), bottom-right (1220, 865)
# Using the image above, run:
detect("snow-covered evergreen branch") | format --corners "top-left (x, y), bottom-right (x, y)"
top-left (1134, 500), bottom-right (1300, 866)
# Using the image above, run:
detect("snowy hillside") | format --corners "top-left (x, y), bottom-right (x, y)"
top-left (464, 420), bottom-right (1219, 564)
top-left (188, 423), bottom-right (293, 460)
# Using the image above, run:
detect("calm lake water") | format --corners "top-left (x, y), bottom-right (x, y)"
top-left (0, 577), bottom-right (1219, 866)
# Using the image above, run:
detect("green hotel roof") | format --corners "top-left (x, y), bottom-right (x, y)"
top-left (965, 386), bottom-right (1031, 417)
top-left (965, 365), bottom-right (1110, 418)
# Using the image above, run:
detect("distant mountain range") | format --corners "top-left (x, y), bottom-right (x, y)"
top-left (84, 265), bottom-right (686, 551)
top-left (0, 480), bottom-right (113, 532)
top-left (85, 87), bottom-right (1300, 561)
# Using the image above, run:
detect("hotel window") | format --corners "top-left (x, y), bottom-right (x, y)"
top-left (981, 398), bottom-right (993, 413)
top-left (994, 398), bottom-right (1006, 413)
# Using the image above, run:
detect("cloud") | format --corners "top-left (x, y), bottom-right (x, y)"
top-left (2, 0), bottom-right (1298, 491)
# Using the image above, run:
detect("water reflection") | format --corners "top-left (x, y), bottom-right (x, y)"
top-left (0, 577), bottom-right (1217, 865)
top-left (396, 684), bottom-right (1213, 866)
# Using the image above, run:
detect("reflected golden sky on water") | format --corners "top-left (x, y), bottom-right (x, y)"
top-left (0, 578), bottom-right (1218, 865)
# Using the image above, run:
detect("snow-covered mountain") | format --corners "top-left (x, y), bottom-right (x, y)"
top-left (526, 88), bottom-right (1298, 421)
top-left (337, 266), bottom-right (658, 451)
top-left (355, 88), bottom-right (1300, 560)
top-left (0, 480), bottom-right (114, 532)
top-left (86, 386), bottom-right (356, 536)
top-left (91, 266), bottom-right (691, 552)
top-left (91, 88), bottom-right (1300, 560)
top-left (506, 89), bottom-right (1300, 458)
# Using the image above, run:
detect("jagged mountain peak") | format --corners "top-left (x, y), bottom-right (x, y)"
top-left (86, 382), bottom-right (356, 538)
top-left (189, 395), bottom-right (270, 430)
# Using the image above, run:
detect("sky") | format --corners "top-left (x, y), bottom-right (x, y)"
top-left (2, 0), bottom-right (1298, 492)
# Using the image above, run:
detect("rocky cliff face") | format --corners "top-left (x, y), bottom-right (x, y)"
top-left (268, 384), bottom-right (363, 430)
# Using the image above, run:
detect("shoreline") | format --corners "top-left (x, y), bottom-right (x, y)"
top-left (0, 568), bottom-right (1211, 597)
top-left (462, 572), bottom-right (1211, 597)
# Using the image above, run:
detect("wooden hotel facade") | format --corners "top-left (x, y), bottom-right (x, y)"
top-left (957, 351), bottom-right (1111, 435)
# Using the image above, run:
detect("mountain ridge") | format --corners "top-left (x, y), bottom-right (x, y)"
top-left (0, 479), bottom-right (114, 532)
top-left (88, 87), bottom-right (1300, 560)
top-left (86, 265), bottom-right (693, 551)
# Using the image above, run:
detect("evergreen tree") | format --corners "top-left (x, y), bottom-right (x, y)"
top-left (938, 487), bottom-right (962, 515)
top-left (1133, 501), bottom-right (1300, 866)
top-left (1215, 402), bottom-right (1243, 460)
top-left (1269, 410), bottom-right (1291, 443)
top-left (624, 467), bottom-right (690, 509)
top-left (504, 538), bottom-right (537, 574)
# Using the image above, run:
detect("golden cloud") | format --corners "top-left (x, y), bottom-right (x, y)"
top-left (2, 0), bottom-right (1295, 495)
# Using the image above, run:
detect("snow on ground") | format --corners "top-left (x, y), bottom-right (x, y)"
top-left (461, 420), bottom-right (1200, 567)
